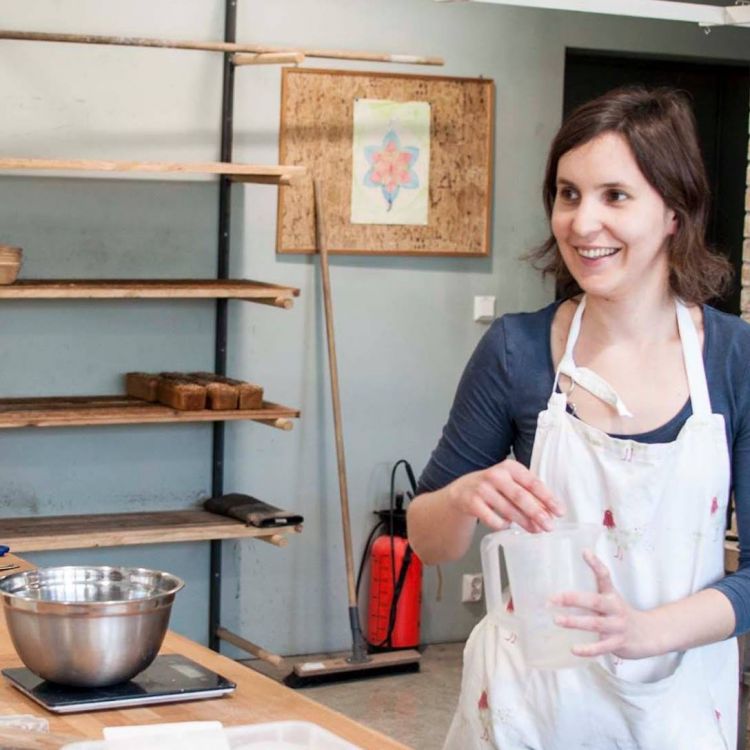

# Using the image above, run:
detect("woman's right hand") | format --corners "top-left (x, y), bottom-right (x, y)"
top-left (447, 458), bottom-right (564, 533)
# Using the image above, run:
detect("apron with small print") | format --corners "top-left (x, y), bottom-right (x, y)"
top-left (443, 296), bottom-right (738, 750)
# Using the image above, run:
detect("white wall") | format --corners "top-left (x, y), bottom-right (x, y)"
top-left (0, 0), bottom-right (748, 655)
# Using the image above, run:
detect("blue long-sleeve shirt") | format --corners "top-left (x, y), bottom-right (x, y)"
top-left (417, 300), bottom-right (750, 636)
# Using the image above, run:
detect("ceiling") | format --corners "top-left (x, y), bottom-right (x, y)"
top-left (434, 0), bottom-right (750, 28)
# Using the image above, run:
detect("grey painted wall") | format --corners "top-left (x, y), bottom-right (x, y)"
top-left (1, 1), bottom-right (749, 655)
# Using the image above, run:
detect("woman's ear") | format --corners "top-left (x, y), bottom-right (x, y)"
top-left (667, 210), bottom-right (678, 236)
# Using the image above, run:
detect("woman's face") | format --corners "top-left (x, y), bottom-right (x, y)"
top-left (551, 132), bottom-right (677, 302)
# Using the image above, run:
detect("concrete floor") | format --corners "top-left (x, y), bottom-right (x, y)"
top-left (246, 644), bottom-right (750, 749)
top-left (244, 642), bottom-right (463, 749)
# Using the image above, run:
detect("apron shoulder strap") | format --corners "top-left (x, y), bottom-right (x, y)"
top-left (675, 299), bottom-right (711, 418)
top-left (552, 296), bottom-right (585, 394)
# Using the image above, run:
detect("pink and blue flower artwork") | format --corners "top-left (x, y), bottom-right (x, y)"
top-left (350, 99), bottom-right (430, 226)
top-left (363, 129), bottom-right (420, 211)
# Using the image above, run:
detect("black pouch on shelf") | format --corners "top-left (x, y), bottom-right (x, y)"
top-left (204, 493), bottom-right (303, 528)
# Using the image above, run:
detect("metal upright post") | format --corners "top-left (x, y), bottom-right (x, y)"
top-left (209, 0), bottom-right (237, 652)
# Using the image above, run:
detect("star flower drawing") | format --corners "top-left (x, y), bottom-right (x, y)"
top-left (363, 128), bottom-right (420, 211)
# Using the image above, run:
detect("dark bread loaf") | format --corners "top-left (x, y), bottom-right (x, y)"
top-left (157, 373), bottom-right (207, 411)
top-left (125, 372), bottom-right (160, 402)
top-left (189, 372), bottom-right (263, 410)
top-left (168, 372), bottom-right (239, 410)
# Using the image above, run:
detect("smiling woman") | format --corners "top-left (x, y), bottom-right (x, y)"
top-left (407, 86), bottom-right (750, 750)
top-left (529, 86), bottom-right (733, 303)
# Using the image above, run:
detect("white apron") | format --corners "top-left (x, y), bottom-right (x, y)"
top-left (443, 296), bottom-right (738, 750)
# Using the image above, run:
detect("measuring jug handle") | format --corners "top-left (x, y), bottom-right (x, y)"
top-left (480, 531), bottom-right (508, 613)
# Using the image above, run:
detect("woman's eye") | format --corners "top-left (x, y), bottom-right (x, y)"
top-left (606, 189), bottom-right (629, 203)
top-left (556, 186), bottom-right (578, 202)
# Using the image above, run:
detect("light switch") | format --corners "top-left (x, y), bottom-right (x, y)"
top-left (473, 295), bottom-right (496, 323)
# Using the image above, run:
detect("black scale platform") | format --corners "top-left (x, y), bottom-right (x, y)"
top-left (2, 654), bottom-right (236, 713)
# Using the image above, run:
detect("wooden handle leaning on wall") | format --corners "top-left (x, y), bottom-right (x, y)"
top-left (313, 179), bottom-right (358, 608)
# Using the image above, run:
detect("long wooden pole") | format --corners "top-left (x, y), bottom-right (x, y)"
top-left (0, 29), bottom-right (444, 66)
top-left (314, 181), bottom-right (355, 605)
top-left (313, 180), bottom-right (369, 664)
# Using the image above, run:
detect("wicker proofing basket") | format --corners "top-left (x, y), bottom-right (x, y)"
top-left (0, 246), bottom-right (22, 284)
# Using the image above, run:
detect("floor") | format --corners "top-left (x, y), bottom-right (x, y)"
top-left (244, 641), bottom-right (464, 750)
top-left (247, 645), bottom-right (750, 749)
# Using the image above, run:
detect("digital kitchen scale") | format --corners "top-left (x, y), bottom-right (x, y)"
top-left (2, 654), bottom-right (236, 714)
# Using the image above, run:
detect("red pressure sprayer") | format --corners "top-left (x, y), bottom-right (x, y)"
top-left (368, 532), bottom-right (422, 649)
top-left (360, 460), bottom-right (423, 651)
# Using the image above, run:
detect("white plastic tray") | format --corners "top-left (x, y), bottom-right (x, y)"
top-left (62, 721), bottom-right (362, 750)
top-left (226, 722), bottom-right (362, 749)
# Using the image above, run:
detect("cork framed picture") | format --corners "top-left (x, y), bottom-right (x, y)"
top-left (277, 68), bottom-right (495, 257)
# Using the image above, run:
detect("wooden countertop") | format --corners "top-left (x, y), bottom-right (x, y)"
top-left (0, 557), bottom-right (410, 749)
top-left (0, 554), bottom-right (36, 577)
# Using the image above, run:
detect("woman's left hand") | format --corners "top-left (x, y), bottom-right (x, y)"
top-left (549, 550), bottom-right (659, 660)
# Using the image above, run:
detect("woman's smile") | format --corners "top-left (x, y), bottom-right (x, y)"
top-left (575, 246), bottom-right (621, 260)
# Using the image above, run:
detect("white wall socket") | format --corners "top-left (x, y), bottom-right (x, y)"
top-left (461, 573), bottom-right (483, 603)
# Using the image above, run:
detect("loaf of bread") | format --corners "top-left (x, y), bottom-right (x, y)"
top-left (166, 372), bottom-right (238, 410)
top-left (157, 374), bottom-right (207, 411)
top-left (189, 372), bottom-right (263, 410)
top-left (125, 372), bottom-right (160, 402)
top-left (124, 371), bottom-right (261, 411)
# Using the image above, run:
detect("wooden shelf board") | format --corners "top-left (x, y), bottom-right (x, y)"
top-left (0, 279), bottom-right (300, 303)
top-left (0, 396), bottom-right (300, 429)
top-left (0, 510), bottom-right (302, 552)
top-left (0, 157), bottom-right (305, 184)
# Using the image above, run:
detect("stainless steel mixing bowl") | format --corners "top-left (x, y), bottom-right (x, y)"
top-left (0, 565), bottom-right (184, 687)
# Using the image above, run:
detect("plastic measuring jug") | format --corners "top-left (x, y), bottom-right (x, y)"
top-left (481, 522), bottom-right (602, 670)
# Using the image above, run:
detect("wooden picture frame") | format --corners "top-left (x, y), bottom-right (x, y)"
top-left (277, 68), bottom-right (494, 256)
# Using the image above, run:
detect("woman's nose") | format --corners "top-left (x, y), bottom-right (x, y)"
top-left (570, 198), bottom-right (603, 237)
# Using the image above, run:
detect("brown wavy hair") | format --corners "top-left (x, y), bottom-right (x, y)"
top-left (526, 86), bottom-right (732, 304)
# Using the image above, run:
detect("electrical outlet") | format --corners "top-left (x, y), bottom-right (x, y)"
top-left (473, 295), bottom-right (496, 323)
top-left (461, 573), bottom-right (483, 603)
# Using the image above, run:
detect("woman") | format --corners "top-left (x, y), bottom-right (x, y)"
top-left (407, 87), bottom-right (750, 749)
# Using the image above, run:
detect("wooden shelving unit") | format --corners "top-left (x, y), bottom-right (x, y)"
top-left (0, 279), bottom-right (300, 308)
top-left (0, 157), bottom-right (305, 185)
top-left (1, 510), bottom-right (302, 552)
top-left (0, 7), bottom-right (443, 660)
top-left (0, 396), bottom-right (299, 430)
top-left (0, 15), bottom-right (312, 658)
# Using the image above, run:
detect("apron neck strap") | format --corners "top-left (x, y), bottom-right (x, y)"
top-left (557, 294), bottom-right (586, 375)
top-left (560, 295), bottom-right (586, 367)
top-left (553, 296), bottom-right (586, 399)
top-left (553, 296), bottom-right (710, 419)
top-left (675, 299), bottom-right (710, 417)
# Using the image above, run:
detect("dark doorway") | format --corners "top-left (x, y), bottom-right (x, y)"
top-left (563, 51), bottom-right (749, 314)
